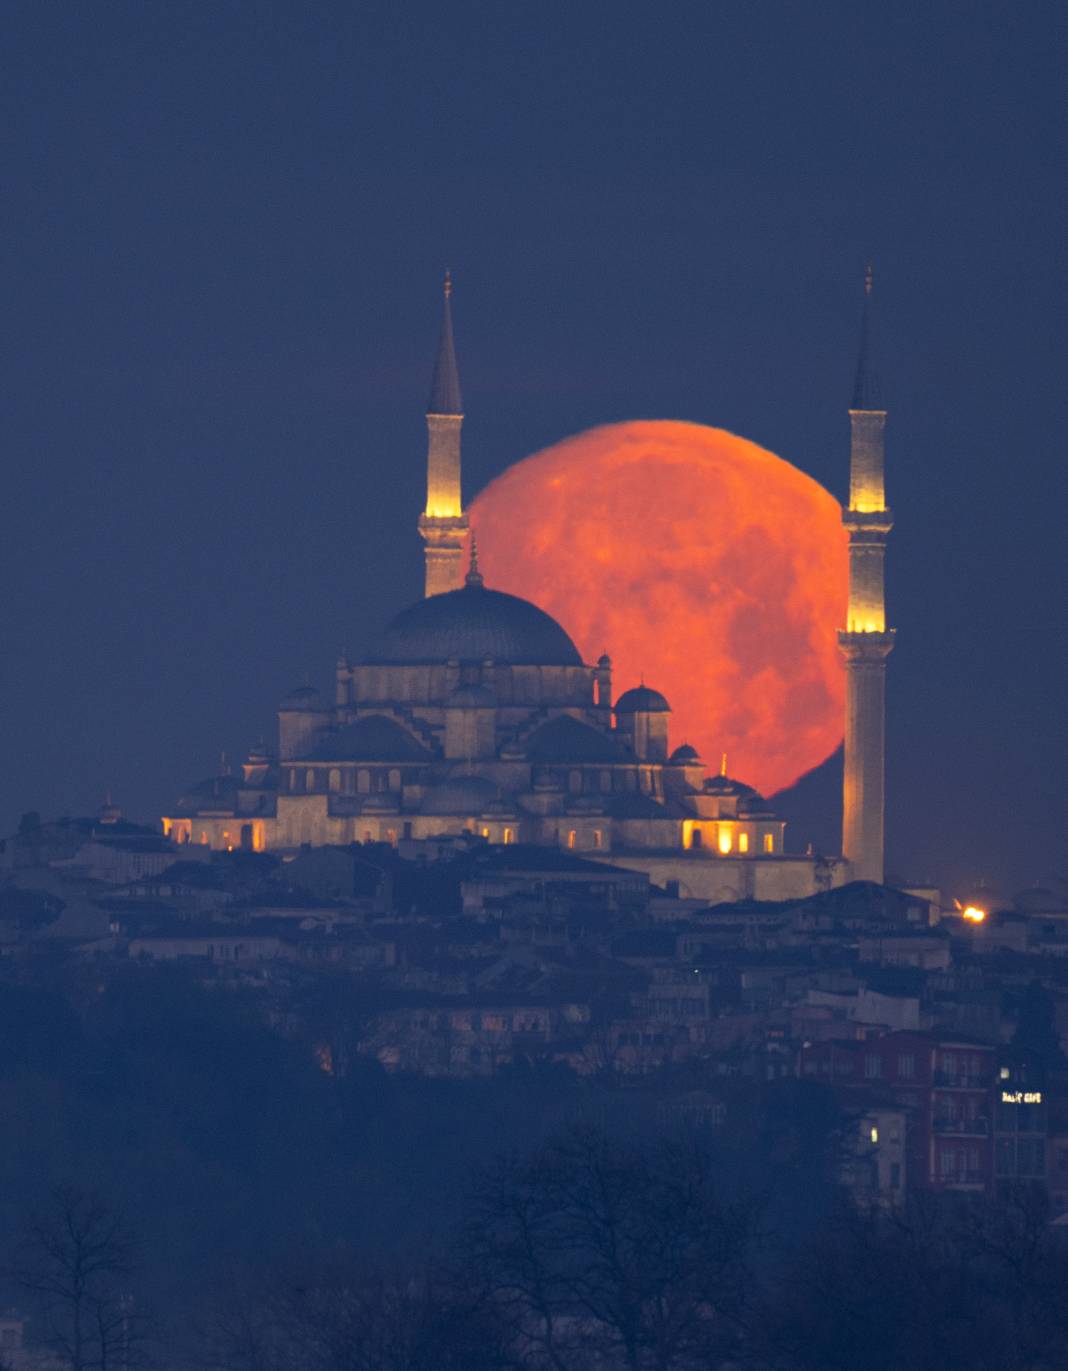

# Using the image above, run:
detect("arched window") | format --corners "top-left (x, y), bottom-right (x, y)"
top-left (739, 832), bottom-right (749, 853)
top-left (593, 829), bottom-right (603, 849)
top-left (386, 828), bottom-right (397, 846)
top-left (692, 827), bottom-right (703, 849)
top-left (568, 769), bottom-right (582, 794)
top-left (600, 770), bottom-right (612, 793)
top-left (388, 769), bottom-right (401, 791)
top-left (503, 827), bottom-right (514, 845)
top-left (328, 769), bottom-right (341, 792)
top-left (764, 833), bottom-right (775, 853)
top-left (305, 769), bottom-right (315, 791)
top-left (567, 830), bottom-right (577, 850)
top-left (357, 770), bottom-right (371, 794)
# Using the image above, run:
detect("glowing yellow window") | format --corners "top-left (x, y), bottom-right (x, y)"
top-left (738, 832), bottom-right (749, 853)
top-left (718, 829), bottom-right (733, 855)
top-left (567, 830), bottom-right (577, 849)
top-left (481, 827), bottom-right (490, 839)
top-left (503, 827), bottom-right (514, 845)
top-left (763, 833), bottom-right (774, 853)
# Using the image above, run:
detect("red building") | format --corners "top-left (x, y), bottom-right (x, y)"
top-left (799, 1030), bottom-right (995, 1196)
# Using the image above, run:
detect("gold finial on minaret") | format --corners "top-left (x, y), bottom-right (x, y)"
top-left (720, 753), bottom-right (728, 777)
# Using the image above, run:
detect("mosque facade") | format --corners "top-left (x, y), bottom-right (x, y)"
top-left (164, 273), bottom-right (891, 903)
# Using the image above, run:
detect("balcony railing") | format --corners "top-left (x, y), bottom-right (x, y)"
top-left (933, 1072), bottom-right (988, 1089)
top-left (933, 1117), bottom-right (989, 1135)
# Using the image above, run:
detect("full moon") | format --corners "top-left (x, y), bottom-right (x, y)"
top-left (469, 420), bottom-right (848, 798)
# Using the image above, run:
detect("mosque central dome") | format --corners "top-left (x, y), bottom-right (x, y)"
top-left (364, 582), bottom-right (584, 667)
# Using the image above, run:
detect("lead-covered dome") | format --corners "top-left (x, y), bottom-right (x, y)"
top-left (365, 583), bottom-right (583, 667)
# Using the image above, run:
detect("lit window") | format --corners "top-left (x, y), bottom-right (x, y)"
top-left (386, 828), bottom-right (397, 846)
top-left (503, 827), bottom-right (514, 845)
top-left (593, 829), bottom-right (603, 849)
top-left (718, 829), bottom-right (732, 855)
top-left (870, 1125), bottom-right (879, 1144)
top-left (482, 827), bottom-right (490, 839)
top-left (1000, 1067), bottom-right (1011, 1080)
top-left (739, 832), bottom-right (749, 853)
top-left (567, 830), bottom-right (577, 849)
top-left (763, 833), bottom-right (774, 853)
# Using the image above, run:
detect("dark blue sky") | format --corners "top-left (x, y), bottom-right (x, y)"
top-left (2, 1), bottom-right (1065, 896)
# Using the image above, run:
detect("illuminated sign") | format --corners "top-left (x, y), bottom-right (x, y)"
top-left (1001, 1091), bottom-right (1042, 1105)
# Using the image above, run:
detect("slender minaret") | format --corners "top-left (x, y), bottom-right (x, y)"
top-left (838, 265), bottom-right (895, 884)
top-left (418, 271), bottom-right (469, 596)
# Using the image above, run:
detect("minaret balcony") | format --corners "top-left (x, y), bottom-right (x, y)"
top-left (843, 507), bottom-right (893, 535)
top-left (837, 628), bottom-right (896, 661)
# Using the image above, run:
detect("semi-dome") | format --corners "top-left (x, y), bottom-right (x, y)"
top-left (615, 685), bottom-right (671, 713)
top-left (281, 684), bottom-right (325, 712)
top-left (365, 583), bottom-right (583, 667)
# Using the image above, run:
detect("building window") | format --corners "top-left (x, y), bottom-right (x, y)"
top-left (691, 827), bottom-right (703, 849)
top-left (503, 827), bottom-right (514, 845)
top-left (567, 830), bottom-right (577, 850)
top-left (386, 828), bottom-right (397, 846)
top-left (482, 827), bottom-right (491, 839)
top-left (600, 770), bottom-right (612, 792)
top-left (718, 828), bottom-right (733, 855)
top-left (593, 829), bottom-right (603, 849)
top-left (897, 1053), bottom-right (915, 1079)
top-left (363, 830), bottom-right (372, 843)
top-left (569, 770), bottom-right (582, 794)
top-left (763, 833), bottom-right (774, 853)
top-left (403, 822), bottom-right (412, 839)
top-left (329, 769), bottom-right (341, 792)
top-left (305, 769), bottom-right (315, 791)
top-left (388, 769), bottom-right (401, 791)
top-left (357, 770), bottom-right (371, 794)
top-left (864, 1053), bottom-right (882, 1079)
top-left (738, 832), bottom-right (749, 853)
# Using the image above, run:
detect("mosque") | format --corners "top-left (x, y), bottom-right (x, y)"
top-left (163, 273), bottom-right (892, 903)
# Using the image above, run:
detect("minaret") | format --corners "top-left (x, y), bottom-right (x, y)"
top-left (418, 271), bottom-right (469, 596)
top-left (838, 265), bottom-right (895, 883)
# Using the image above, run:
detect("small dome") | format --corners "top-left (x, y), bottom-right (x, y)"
top-left (738, 793), bottom-right (773, 817)
top-left (420, 775), bottom-right (501, 816)
top-left (670, 743), bottom-right (701, 764)
top-left (597, 653), bottom-right (612, 668)
top-left (446, 683), bottom-right (496, 708)
top-left (615, 685), bottom-right (671, 714)
top-left (281, 684), bottom-right (324, 712)
top-left (365, 583), bottom-right (583, 667)
top-left (704, 774), bottom-right (758, 798)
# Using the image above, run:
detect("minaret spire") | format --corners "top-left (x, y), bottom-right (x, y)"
top-left (418, 271), bottom-right (469, 596)
top-left (838, 264), bottom-right (895, 883)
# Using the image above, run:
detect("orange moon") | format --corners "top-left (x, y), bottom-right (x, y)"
top-left (469, 420), bottom-right (849, 798)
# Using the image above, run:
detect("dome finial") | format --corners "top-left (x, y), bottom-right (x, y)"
top-left (465, 533), bottom-right (484, 588)
top-left (444, 268), bottom-right (452, 299)
top-left (720, 753), bottom-right (728, 777)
